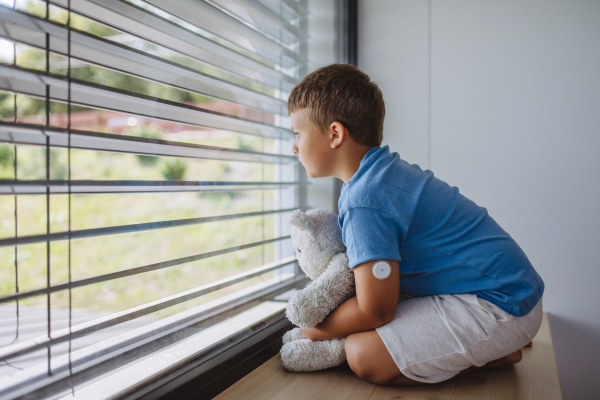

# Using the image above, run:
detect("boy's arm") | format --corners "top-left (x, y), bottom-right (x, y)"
top-left (300, 259), bottom-right (399, 341)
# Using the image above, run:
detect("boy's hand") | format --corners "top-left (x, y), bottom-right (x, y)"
top-left (299, 327), bottom-right (315, 339)
top-left (299, 326), bottom-right (337, 341)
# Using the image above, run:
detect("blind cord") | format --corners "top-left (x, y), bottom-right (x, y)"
top-left (67, 0), bottom-right (75, 394)
top-left (44, 0), bottom-right (52, 377)
top-left (13, 7), bottom-right (19, 345)
top-left (12, 20), bottom-right (19, 341)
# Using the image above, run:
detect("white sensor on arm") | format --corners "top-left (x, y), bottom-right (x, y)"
top-left (372, 261), bottom-right (391, 280)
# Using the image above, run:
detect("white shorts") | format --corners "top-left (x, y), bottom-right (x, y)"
top-left (375, 293), bottom-right (543, 383)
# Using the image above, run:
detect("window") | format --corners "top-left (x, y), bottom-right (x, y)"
top-left (0, 0), bottom-right (346, 398)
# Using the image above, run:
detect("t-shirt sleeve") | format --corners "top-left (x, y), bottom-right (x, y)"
top-left (339, 207), bottom-right (405, 269)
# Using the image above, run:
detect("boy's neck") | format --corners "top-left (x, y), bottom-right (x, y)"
top-left (337, 145), bottom-right (374, 183)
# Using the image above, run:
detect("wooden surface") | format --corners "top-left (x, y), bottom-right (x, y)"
top-left (215, 313), bottom-right (562, 400)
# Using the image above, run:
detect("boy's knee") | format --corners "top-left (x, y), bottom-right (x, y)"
top-left (345, 334), bottom-right (359, 370)
top-left (346, 334), bottom-right (371, 379)
top-left (345, 334), bottom-right (390, 385)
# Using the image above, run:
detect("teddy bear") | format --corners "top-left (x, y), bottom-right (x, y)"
top-left (280, 209), bottom-right (355, 372)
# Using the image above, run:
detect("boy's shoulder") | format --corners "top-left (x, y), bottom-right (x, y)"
top-left (339, 146), bottom-right (432, 219)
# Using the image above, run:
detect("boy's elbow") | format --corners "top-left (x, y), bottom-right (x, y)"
top-left (370, 309), bottom-right (394, 329)
top-left (358, 302), bottom-right (397, 330)
top-left (383, 309), bottom-right (395, 325)
top-left (382, 309), bottom-right (395, 325)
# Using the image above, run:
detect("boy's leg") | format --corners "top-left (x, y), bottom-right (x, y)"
top-left (345, 294), bottom-right (543, 386)
top-left (345, 330), bottom-right (526, 386)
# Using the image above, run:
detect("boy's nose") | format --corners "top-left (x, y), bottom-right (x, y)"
top-left (292, 144), bottom-right (298, 154)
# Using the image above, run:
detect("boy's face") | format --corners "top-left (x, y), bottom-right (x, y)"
top-left (290, 109), bottom-right (333, 178)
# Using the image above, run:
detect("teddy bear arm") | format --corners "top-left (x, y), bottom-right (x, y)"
top-left (313, 253), bottom-right (355, 307)
top-left (285, 254), bottom-right (354, 329)
top-left (286, 281), bottom-right (330, 329)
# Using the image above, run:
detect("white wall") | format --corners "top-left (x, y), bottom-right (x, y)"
top-left (359, 1), bottom-right (600, 398)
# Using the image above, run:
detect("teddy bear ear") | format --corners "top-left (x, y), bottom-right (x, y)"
top-left (289, 209), bottom-right (316, 238)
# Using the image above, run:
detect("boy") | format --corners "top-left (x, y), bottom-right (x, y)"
top-left (289, 64), bottom-right (545, 386)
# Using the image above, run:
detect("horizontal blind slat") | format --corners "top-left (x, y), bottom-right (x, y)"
top-left (0, 65), bottom-right (293, 138)
top-left (0, 235), bottom-right (291, 304)
top-left (208, 0), bottom-right (306, 42)
top-left (0, 275), bottom-right (303, 399)
top-left (0, 207), bottom-right (296, 247)
top-left (0, 180), bottom-right (298, 195)
top-left (120, 0), bottom-right (303, 71)
top-left (0, 124), bottom-right (295, 164)
top-left (0, 257), bottom-right (297, 361)
top-left (0, 7), bottom-right (288, 113)
top-left (143, 0), bottom-right (305, 64)
top-left (48, 0), bottom-right (298, 86)
top-left (281, 0), bottom-right (308, 15)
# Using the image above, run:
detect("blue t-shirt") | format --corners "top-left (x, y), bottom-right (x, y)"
top-left (338, 146), bottom-right (544, 317)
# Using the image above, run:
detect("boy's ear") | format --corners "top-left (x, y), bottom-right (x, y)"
top-left (329, 121), bottom-right (347, 149)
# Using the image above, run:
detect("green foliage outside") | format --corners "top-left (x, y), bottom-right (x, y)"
top-left (0, 1), bottom-right (287, 319)
top-left (0, 144), bottom-right (12, 169)
top-left (0, 142), bottom-right (279, 318)
top-left (122, 125), bottom-right (190, 181)
top-left (160, 159), bottom-right (188, 181)
top-left (124, 125), bottom-right (166, 167)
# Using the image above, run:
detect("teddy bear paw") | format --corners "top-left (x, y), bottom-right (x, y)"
top-left (285, 296), bottom-right (328, 330)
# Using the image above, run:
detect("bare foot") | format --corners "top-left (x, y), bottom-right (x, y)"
top-left (386, 349), bottom-right (525, 386)
top-left (486, 349), bottom-right (523, 368)
top-left (453, 349), bottom-right (523, 380)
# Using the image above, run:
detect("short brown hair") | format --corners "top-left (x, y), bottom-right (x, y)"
top-left (287, 64), bottom-right (385, 147)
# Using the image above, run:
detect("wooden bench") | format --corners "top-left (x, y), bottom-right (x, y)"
top-left (215, 313), bottom-right (562, 400)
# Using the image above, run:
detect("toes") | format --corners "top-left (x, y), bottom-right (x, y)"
top-left (505, 350), bottom-right (523, 364)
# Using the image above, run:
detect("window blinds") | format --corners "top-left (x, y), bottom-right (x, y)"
top-left (0, 0), bottom-right (320, 397)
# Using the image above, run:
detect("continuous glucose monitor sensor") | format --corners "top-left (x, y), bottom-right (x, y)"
top-left (372, 261), bottom-right (391, 280)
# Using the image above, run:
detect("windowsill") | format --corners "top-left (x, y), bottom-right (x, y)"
top-left (59, 301), bottom-right (289, 399)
